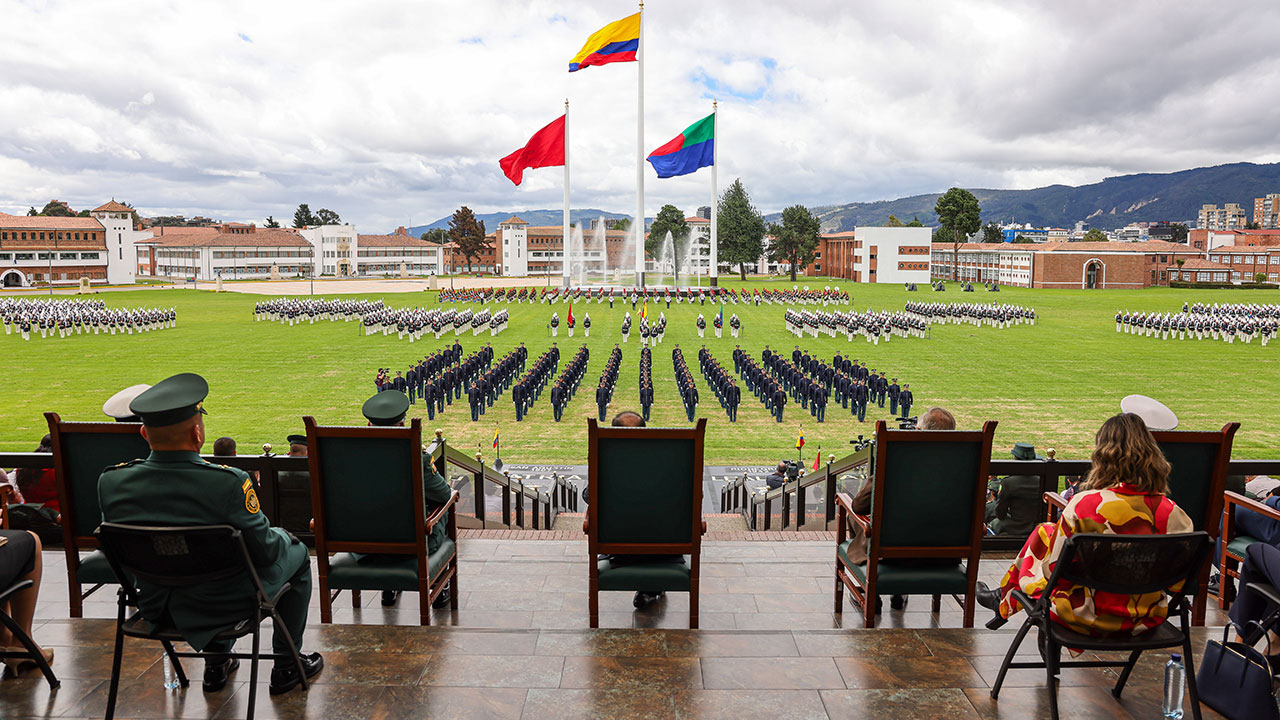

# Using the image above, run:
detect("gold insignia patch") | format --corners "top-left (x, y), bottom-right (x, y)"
top-left (245, 488), bottom-right (260, 514)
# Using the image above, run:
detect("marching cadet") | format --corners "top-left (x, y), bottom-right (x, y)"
top-left (730, 313), bottom-right (741, 338)
top-left (98, 373), bottom-right (323, 694)
top-left (713, 312), bottom-right (722, 338)
top-left (696, 313), bottom-right (706, 338)
top-left (621, 312), bottom-right (631, 342)
top-left (852, 379), bottom-right (868, 423)
top-left (567, 310), bottom-right (576, 338)
top-left (583, 313), bottom-right (591, 338)
top-left (888, 378), bottom-right (901, 416)
top-left (550, 312), bottom-right (560, 337)
top-left (899, 384), bottom-right (914, 418)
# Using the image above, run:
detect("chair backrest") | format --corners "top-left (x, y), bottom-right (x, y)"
top-left (1151, 424), bottom-right (1238, 535)
top-left (1049, 532), bottom-right (1212, 599)
top-left (587, 418), bottom-right (705, 554)
top-left (304, 416), bottom-right (425, 554)
top-left (869, 419), bottom-right (997, 556)
top-left (96, 522), bottom-right (253, 591)
top-left (45, 412), bottom-right (151, 546)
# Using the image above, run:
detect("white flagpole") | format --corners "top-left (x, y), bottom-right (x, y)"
top-left (710, 99), bottom-right (719, 286)
top-left (563, 98), bottom-right (571, 288)
top-left (635, 1), bottom-right (645, 287)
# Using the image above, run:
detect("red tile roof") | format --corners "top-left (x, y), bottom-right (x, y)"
top-left (1178, 259), bottom-right (1231, 270)
top-left (358, 233), bottom-right (439, 248)
top-left (143, 228), bottom-right (308, 248)
top-left (92, 201), bottom-right (133, 213)
top-left (686, 216), bottom-right (709, 224)
top-left (0, 215), bottom-right (105, 230)
top-left (500, 216), bottom-right (529, 225)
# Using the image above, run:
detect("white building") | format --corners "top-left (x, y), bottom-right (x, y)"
top-left (90, 201), bottom-right (151, 284)
top-left (140, 224), bottom-right (315, 280)
top-left (355, 227), bottom-right (443, 276)
top-left (0, 200), bottom-right (145, 287)
top-left (813, 226), bottom-right (933, 284)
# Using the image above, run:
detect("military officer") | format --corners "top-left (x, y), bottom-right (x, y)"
top-left (888, 378), bottom-right (901, 416)
top-left (359, 391), bottom-right (456, 608)
top-left (899, 384), bottom-right (914, 418)
top-left (98, 373), bottom-right (322, 695)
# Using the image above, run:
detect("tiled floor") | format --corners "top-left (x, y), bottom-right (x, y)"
top-left (1, 540), bottom-right (1229, 719)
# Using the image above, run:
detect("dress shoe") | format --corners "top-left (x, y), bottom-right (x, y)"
top-left (889, 595), bottom-right (908, 610)
top-left (432, 585), bottom-right (452, 609)
top-left (269, 652), bottom-right (323, 695)
top-left (202, 656), bottom-right (239, 693)
top-left (633, 591), bottom-right (662, 608)
top-left (1, 646), bottom-right (54, 677)
top-left (381, 590), bottom-right (401, 607)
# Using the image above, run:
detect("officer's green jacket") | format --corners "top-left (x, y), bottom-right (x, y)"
top-left (98, 450), bottom-right (308, 651)
top-left (422, 460), bottom-right (452, 554)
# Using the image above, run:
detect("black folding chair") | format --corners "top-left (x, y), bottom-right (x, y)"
top-left (990, 532), bottom-right (1212, 720)
top-left (0, 578), bottom-right (59, 688)
top-left (96, 523), bottom-right (308, 720)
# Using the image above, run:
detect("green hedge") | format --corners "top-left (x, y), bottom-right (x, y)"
top-left (1168, 281), bottom-right (1278, 290)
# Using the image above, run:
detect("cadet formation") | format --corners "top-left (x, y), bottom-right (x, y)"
top-left (3, 298), bottom-right (175, 339)
top-left (734, 345), bottom-right (787, 422)
top-left (639, 345), bottom-right (654, 421)
top-left (467, 345), bottom-right (527, 421)
top-left (1116, 302), bottom-right (1278, 346)
top-left (513, 344), bottom-right (559, 421)
top-left (595, 345), bottom-right (622, 421)
top-left (671, 345), bottom-right (700, 422)
top-left (783, 308), bottom-right (927, 343)
top-left (903, 301), bottom-right (1037, 328)
top-left (549, 345), bottom-right (589, 421)
top-left (697, 346), bottom-right (740, 421)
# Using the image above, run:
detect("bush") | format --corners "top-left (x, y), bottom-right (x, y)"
top-left (1168, 281), bottom-right (1278, 290)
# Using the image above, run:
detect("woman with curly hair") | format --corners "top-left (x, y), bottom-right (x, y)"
top-left (976, 413), bottom-right (1193, 636)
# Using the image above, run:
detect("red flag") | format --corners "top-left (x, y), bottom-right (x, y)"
top-left (812, 448), bottom-right (821, 471)
top-left (499, 115), bottom-right (566, 186)
top-left (567, 305), bottom-right (574, 326)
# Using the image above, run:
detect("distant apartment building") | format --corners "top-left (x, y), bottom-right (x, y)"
top-left (1254, 193), bottom-right (1280, 229)
top-left (1198, 203), bottom-right (1247, 231)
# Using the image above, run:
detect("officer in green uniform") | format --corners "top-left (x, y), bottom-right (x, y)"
top-left (359, 391), bottom-right (456, 609)
top-left (97, 373), bottom-right (322, 695)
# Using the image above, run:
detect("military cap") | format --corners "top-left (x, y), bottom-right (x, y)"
top-left (363, 391), bottom-right (409, 426)
top-left (103, 383), bottom-right (152, 422)
top-left (286, 434), bottom-right (308, 446)
top-left (129, 373), bottom-right (209, 427)
top-left (1120, 394), bottom-right (1178, 431)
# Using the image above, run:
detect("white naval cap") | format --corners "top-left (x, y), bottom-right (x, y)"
top-left (102, 384), bottom-right (153, 421)
top-left (1120, 394), bottom-right (1178, 431)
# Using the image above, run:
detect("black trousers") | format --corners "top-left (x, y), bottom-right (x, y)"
top-left (1230, 542), bottom-right (1280, 640)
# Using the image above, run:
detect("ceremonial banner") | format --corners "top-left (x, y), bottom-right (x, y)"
top-left (569, 12), bottom-right (641, 72)
top-left (499, 115), bottom-right (566, 186)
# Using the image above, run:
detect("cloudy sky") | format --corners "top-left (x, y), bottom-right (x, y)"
top-left (3, 0), bottom-right (1280, 230)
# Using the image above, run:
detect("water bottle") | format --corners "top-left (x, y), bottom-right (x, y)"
top-left (1162, 653), bottom-right (1185, 719)
top-left (162, 654), bottom-right (180, 690)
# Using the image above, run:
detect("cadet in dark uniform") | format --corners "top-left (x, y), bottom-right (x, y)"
top-left (358, 391), bottom-right (455, 608)
top-left (899, 384), bottom-right (914, 418)
top-left (97, 373), bottom-right (322, 695)
top-left (888, 378), bottom-right (901, 416)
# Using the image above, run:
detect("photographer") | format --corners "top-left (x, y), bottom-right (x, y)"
top-left (766, 462), bottom-right (788, 490)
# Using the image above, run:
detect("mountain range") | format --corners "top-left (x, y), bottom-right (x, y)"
top-left (405, 162), bottom-right (1280, 236)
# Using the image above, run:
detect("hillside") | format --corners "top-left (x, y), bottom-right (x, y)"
top-left (407, 209), bottom-right (639, 236)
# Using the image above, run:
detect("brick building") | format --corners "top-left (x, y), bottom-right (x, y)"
top-left (808, 227), bottom-right (932, 284)
top-left (0, 201), bottom-right (147, 287)
top-left (931, 241), bottom-right (1201, 289)
top-left (495, 216), bottom-right (628, 277)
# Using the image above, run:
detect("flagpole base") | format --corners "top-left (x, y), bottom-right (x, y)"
top-left (638, 272), bottom-right (646, 288)
top-left (710, 276), bottom-right (719, 287)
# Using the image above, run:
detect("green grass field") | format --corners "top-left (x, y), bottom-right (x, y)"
top-left (3, 280), bottom-right (1278, 465)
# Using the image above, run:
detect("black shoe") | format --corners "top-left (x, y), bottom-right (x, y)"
top-left (975, 582), bottom-right (1001, 612)
top-left (873, 595), bottom-right (883, 614)
top-left (890, 595), bottom-right (908, 610)
top-left (381, 590), bottom-right (401, 607)
top-left (202, 656), bottom-right (239, 693)
top-left (432, 585), bottom-right (452, 609)
top-left (269, 652), bottom-right (323, 696)
top-left (633, 591), bottom-right (661, 608)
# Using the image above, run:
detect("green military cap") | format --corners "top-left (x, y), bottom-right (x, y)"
top-left (103, 383), bottom-right (152, 422)
top-left (362, 391), bottom-right (409, 426)
top-left (286, 434), bottom-right (307, 446)
top-left (129, 373), bottom-right (209, 427)
top-left (1011, 442), bottom-right (1044, 461)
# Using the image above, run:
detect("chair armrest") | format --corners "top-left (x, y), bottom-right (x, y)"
top-left (1043, 492), bottom-right (1067, 510)
top-left (424, 491), bottom-right (461, 533)
top-left (850, 513), bottom-right (870, 533)
top-left (1225, 491), bottom-right (1280, 525)
top-left (835, 492), bottom-right (855, 518)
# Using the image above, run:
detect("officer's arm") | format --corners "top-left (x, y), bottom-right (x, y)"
top-left (422, 462), bottom-right (453, 506)
top-left (225, 470), bottom-right (294, 568)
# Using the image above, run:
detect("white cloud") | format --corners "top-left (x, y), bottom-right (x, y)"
top-left (1, 0), bottom-right (1279, 229)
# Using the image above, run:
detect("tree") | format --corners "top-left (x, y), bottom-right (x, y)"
top-left (1256, 272), bottom-right (1268, 283)
top-left (292, 203), bottom-right (316, 228)
top-left (1246, 221), bottom-right (1261, 230)
top-left (40, 200), bottom-right (75, 217)
top-left (886, 214), bottom-right (904, 227)
top-left (906, 216), bottom-right (924, 227)
top-left (767, 204), bottom-right (821, 282)
top-left (612, 217), bottom-right (632, 232)
top-left (264, 216), bottom-right (281, 228)
top-left (315, 208), bottom-right (341, 226)
top-left (1013, 235), bottom-right (1033, 243)
top-left (934, 188), bottom-right (982, 281)
top-left (26, 207), bottom-right (37, 216)
top-left (1082, 228), bottom-right (1108, 243)
top-left (717, 178), bottom-right (766, 280)
top-left (1170, 223), bottom-right (1189, 243)
top-left (448, 206), bottom-right (489, 273)
top-left (646, 204), bottom-right (689, 281)
top-left (420, 228), bottom-right (449, 244)
top-left (981, 221), bottom-right (1004, 244)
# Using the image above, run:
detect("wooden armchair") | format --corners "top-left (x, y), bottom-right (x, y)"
top-left (835, 419), bottom-right (997, 628)
top-left (585, 418), bottom-right (707, 628)
top-left (1220, 490), bottom-right (1278, 610)
top-left (44, 412), bottom-right (150, 617)
top-left (305, 416), bottom-right (459, 625)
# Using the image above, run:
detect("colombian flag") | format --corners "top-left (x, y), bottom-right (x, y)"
top-left (796, 431), bottom-right (805, 450)
top-left (648, 113), bottom-right (714, 178)
top-left (569, 13), bottom-right (641, 72)
top-left (493, 427), bottom-right (500, 449)
top-left (641, 300), bottom-right (647, 321)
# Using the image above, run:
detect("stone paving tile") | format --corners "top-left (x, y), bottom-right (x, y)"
top-left (559, 656), bottom-right (703, 690)
top-left (522, 688), bottom-right (676, 720)
top-left (366, 686), bottom-right (526, 720)
top-left (835, 655), bottom-right (988, 689)
top-left (819, 688), bottom-right (982, 718)
top-left (701, 657), bottom-right (846, 690)
top-left (672, 689), bottom-right (829, 720)
top-left (419, 654), bottom-right (565, 688)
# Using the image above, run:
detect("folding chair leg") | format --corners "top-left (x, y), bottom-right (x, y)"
top-left (270, 608), bottom-right (307, 692)
top-left (105, 602), bottom-right (127, 720)
top-left (990, 619), bottom-right (1034, 699)
top-left (352, 590), bottom-right (361, 609)
top-left (1044, 636), bottom-right (1061, 720)
top-left (0, 610), bottom-right (58, 688)
top-left (1110, 649), bottom-right (1142, 698)
top-left (247, 623), bottom-right (260, 720)
top-left (932, 594), bottom-right (941, 613)
top-left (1183, 630), bottom-right (1203, 720)
top-left (834, 564), bottom-right (843, 613)
top-left (160, 640), bottom-right (189, 687)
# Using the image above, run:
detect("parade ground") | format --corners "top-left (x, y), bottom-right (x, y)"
top-left (3, 278), bottom-right (1277, 464)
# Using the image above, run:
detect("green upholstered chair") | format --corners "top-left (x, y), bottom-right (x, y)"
top-left (835, 419), bottom-right (996, 628)
top-left (585, 418), bottom-right (706, 629)
top-left (44, 411), bottom-right (151, 617)
top-left (304, 416), bottom-right (458, 625)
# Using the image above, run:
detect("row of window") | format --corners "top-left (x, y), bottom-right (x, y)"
top-left (1209, 255), bottom-right (1280, 265)
top-left (897, 262), bottom-right (929, 271)
top-left (0, 252), bottom-right (100, 261)
top-left (212, 250), bottom-right (311, 259)
top-left (0, 231), bottom-right (101, 242)
top-left (356, 250), bottom-right (438, 257)
top-left (18, 270), bottom-right (106, 281)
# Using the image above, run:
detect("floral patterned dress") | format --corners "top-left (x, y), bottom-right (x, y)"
top-left (997, 483), bottom-right (1193, 637)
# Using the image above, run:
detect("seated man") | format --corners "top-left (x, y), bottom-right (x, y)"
top-left (592, 410), bottom-right (686, 609)
top-left (985, 443), bottom-right (1043, 537)
top-left (357, 391), bottom-right (455, 609)
top-left (275, 433), bottom-right (311, 535)
top-left (766, 462), bottom-right (787, 490)
top-left (848, 406), bottom-right (957, 611)
top-left (98, 373), bottom-right (321, 696)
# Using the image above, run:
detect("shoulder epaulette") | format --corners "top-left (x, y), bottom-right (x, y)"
top-left (101, 458), bottom-right (144, 474)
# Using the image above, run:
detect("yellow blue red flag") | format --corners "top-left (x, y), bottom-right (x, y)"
top-left (569, 13), bottom-right (641, 72)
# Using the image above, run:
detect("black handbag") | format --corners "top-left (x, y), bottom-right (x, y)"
top-left (1196, 624), bottom-right (1278, 720)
